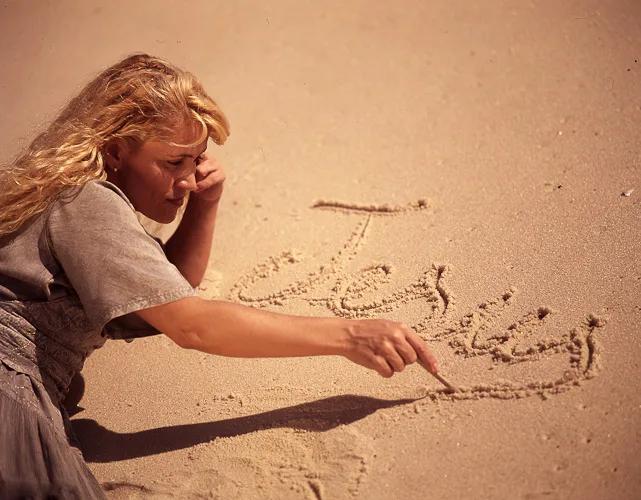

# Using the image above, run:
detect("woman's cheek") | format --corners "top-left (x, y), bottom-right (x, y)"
top-left (154, 165), bottom-right (175, 192)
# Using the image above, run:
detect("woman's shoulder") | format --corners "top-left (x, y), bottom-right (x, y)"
top-left (48, 180), bottom-right (140, 231)
top-left (60, 180), bottom-right (135, 213)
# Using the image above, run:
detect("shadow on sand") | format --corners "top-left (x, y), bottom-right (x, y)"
top-left (71, 394), bottom-right (416, 463)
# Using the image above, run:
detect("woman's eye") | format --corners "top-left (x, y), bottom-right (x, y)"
top-left (167, 160), bottom-right (183, 166)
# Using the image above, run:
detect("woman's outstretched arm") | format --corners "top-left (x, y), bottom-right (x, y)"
top-left (135, 297), bottom-right (439, 378)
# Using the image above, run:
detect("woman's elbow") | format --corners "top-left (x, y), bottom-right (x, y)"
top-left (167, 326), bottom-right (204, 351)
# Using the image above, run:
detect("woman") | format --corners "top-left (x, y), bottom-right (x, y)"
top-left (0, 53), bottom-right (439, 498)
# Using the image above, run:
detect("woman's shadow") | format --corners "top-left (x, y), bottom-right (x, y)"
top-left (66, 374), bottom-right (417, 464)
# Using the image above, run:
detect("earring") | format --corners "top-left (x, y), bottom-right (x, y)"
top-left (105, 152), bottom-right (118, 172)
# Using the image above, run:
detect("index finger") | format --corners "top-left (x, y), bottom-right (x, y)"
top-left (195, 159), bottom-right (223, 182)
top-left (196, 155), bottom-right (220, 174)
top-left (404, 329), bottom-right (439, 373)
top-left (195, 169), bottom-right (225, 191)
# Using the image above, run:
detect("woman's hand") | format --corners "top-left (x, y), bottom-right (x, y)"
top-left (342, 319), bottom-right (439, 377)
top-left (191, 152), bottom-right (226, 203)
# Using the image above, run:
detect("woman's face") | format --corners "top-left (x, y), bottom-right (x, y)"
top-left (106, 124), bottom-right (208, 223)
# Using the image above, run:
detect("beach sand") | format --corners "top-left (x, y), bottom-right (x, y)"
top-left (1, 1), bottom-right (640, 498)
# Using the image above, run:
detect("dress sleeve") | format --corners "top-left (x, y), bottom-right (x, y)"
top-left (46, 180), bottom-right (196, 333)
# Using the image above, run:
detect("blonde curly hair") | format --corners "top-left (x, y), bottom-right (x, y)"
top-left (0, 53), bottom-right (230, 237)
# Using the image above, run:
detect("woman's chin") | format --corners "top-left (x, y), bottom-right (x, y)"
top-left (157, 212), bottom-right (178, 224)
top-left (145, 207), bottom-right (179, 225)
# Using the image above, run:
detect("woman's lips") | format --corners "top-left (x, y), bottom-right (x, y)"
top-left (166, 196), bottom-right (184, 207)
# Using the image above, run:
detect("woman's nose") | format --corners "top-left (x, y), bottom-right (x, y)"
top-left (176, 173), bottom-right (198, 191)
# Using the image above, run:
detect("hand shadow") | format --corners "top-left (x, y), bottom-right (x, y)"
top-left (72, 394), bottom-right (416, 463)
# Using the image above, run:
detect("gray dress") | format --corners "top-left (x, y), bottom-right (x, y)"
top-left (0, 180), bottom-right (196, 498)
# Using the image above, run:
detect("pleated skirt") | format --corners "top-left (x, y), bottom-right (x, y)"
top-left (0, 360), bottom-right (106, 499)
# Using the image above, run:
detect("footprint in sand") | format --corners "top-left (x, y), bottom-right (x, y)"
top-left (102, 426), bottom-right (373, 500)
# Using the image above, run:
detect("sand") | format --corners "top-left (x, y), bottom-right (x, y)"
top-left (1, 0), bottom-right (640, 498)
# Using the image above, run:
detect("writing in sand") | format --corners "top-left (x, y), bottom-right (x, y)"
top-left (229, 198), bottom-right (605, 402)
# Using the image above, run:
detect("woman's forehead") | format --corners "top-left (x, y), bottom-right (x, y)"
top-left (146, 123), bottom-right (207, 156)
top-left (170, 121), bottom-right (206, 145)
top-left (146, 140), bottom-right (207, 158)
top-left (164, 139), bottom-right (207, 155)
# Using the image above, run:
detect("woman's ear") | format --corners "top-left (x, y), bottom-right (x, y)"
top-left (103, 138), bottom-right (129, 172)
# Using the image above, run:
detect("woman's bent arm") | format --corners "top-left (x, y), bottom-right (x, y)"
top-left (164, 198), bottom-right (219, 288)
